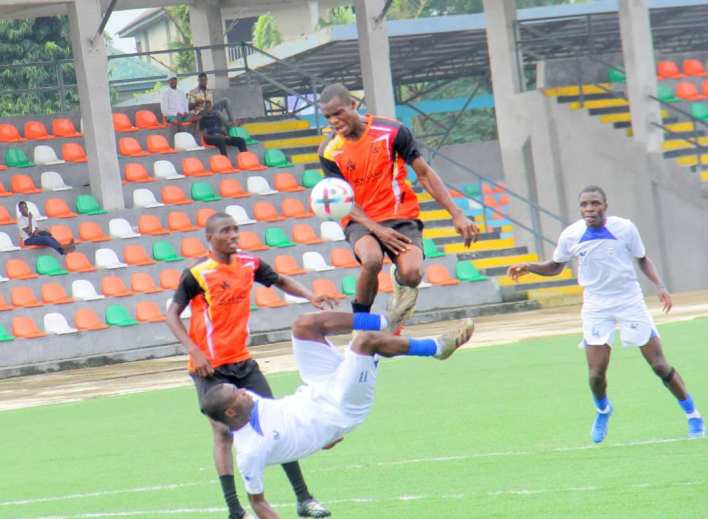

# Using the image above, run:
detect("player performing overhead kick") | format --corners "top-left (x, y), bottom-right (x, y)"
top-left (318, 83), bottom-right (479, 326)
top-left (200, 308), bottom-right (475, 519)
top-left (507, 185), bottom-right (704, 443)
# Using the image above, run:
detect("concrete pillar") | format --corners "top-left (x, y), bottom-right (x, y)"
top-left (68, 0), bottom-right (124, 210)
top-left (190, 0), bottom-right (229, 90)
top-left (307, 0), bottom-right (321, 32)
top-left (354, 0), bottom-right (396, 118)
top-left (618, 0), bottom-right (663, 153)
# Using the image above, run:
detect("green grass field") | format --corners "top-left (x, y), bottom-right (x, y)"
top-left (2, 318), bottom-right (707, 519)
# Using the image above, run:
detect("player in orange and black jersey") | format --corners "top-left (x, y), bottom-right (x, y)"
top-left (166, 213), bottom-right (335, 519)
top-left (318, 83), bottom-right (479, 325)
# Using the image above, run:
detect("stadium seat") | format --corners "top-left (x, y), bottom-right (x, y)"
top-left (209, 154), bottom-right (239, 174)
top-left (124, 163), bottom-right (155, 183)
top-left (160, 269), bottom-right (181, 290)
top-left (44, 198), bottom-right (76, 218)
top-left (225, 205), bottom-right (256, 225)
top-left (76, 194), bottom-right (107, 215)
top-left (174, 132), bottom-right (203, 151)
top-left (607, 67), bottom-right (625, 83)
top-left (312, 278), bottom-right (345, 299)
top-left (702, 79), bottom-right (708, 97)
top-left (683, 59), bottom-right (708, 77)
top-left (41, 283), bottom-right (74, 304)
top-left (455, 261), bottom-right (487, 282)
top-left (657, 60), bottom-right (684, 79)
top-left (162, 185), bottom-right (191, 205)
top-left (12, 316), bottom-right (47, 338)
top-left (36, 254), bottom-right (68, 276)
top-left (138, 214), bottom-right (169, 235)
top-left (119, 137), bottom-right (150, 157)
top-left (43, 313), bottom-right (78, 334)
top-left (341, 274), bottom-right (356, 296)
top-left (71, 279), bottom-right (105, 301)
top-left (11, 174), bottom-right (42, 194)
top-left (11, 286), bottom-right (42, 308)
top-left (676, 81), bottom-right (706, 101)
top-left (219, 178), bottom-right (249, 198)
top-left (691, 103), bottom-right (708, 120)
top-left (0, 181), bottom-right (12, 197)
top-left (292, 223), bottom-right (322, 244)
top-left (377, 271), bottom-right (393, 293)
top-left (62, 142), bottom-right (88, 163)
top-left (426, 264), bottom-right (459, 285)
top-left (131, 271), bottom-right (163, 294)
top-left (281, 198), bottom-right (313, 218)
top-left (154, 159), bottom-right (183, 180)
top-left (274, 173), bottom-right (304, 192)
top-left (145, 134), bottom-right (176, 155)
top-left (228, 126), bottom-right (258, 144)
top-left (101, 276), bottom-right (133, 297)
top-left (237, 151), bottom-right (267, 171)
top-left (168, 211), bottom-right (199, 232)
top-left (95, 248), bottom-right (128, 269)
top-left (6, 258), bottom-right (39, 279)
top-left (0, 324), bottom-right (14, 341)
top-left (303, 251), bottom-right (334, 271)
top-left (65, 252), bottom-right (96, 272)
top-left (247, 176), bottom-right (277, 195)
top-left (0, 232), bottom-right (20, 252)
top-left (330, 247), bottom-right (358, 268)
top-left (238, 231), bottom-right (268, 251)
top-left (0, 293), bottom-right (12, 311)
top-left (41, 171), bottom-right (71, 191)
top-left (124, 244), bottom-right (156, 266)
top-left (4, 147), bottom-right (33, 167)
top-left (196, 207), bottom-right (216, 227)
top-left (18, 200), bottom-right (46, 220)
top-left (253, 201), bottom-right (284, 222)
top-left (320, 221), bottom-right (345, 241)
top-left (285, 292), bottom-right (310, 304)
top-left (301, 170), bottom-right (324, 188)
top-left (109, 218), bottom-right (141, 239)
top-left (422, 238), bottom-right (446, 258)
top-left (136, 301), bottom-right (166, 323)
top-left (133, 188), bottom-right (165, 208)
top-left (265, 227), bottom-right (295, 248)
top-left (75, 308), bottom-right (109, 331)
top-left (181, 237), bottom-right (208, 258)
top-left (182, 157), bottom-right (211, 177)
top-left (79, 221), bottom-right (110, 242)
top-left (191, 181), bottom-right (222, 202)
top-left (165, 297), bottom-right (192, 318)
top-left (24, 121), bottom-right (54, 140)
top-left (135, 110), bottom-right (167, 130)
top-left (264, 148), bottom-right (293, 168)
top-left (657, 84), bottom-right (679, 103)
top-left (34, 145), bottom-right (65, 165)
top-left (113, 113), bottom-right (138, 132)
top-left (51, 118), bottom-right (81, 137)
top-left (255, 286), bottom-right (287, 308)
top-left (46, 225), bottom-right (74, 246)
top-left (105, 304), bottom-right (139, 327)
top-left (0, 123), bottom-right (24, 143)
top-left (152, 240), bottom-right (184, 262)
top-left (274, 255), bottom-right (305, 275)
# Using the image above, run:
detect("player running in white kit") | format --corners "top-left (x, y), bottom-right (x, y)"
top-left (200, 311), bottom-right (475, 519)
top-left (507, 185), bottom-right (704, 443)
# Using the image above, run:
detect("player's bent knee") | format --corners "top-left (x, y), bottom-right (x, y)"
top-left (396, 266), bottom-right (422, 287)
top-left (360, 257), bottom-right (383, 274)
top-left (292, 313), bottom-right (322, 341)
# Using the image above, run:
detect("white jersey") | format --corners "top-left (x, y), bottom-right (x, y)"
top-left (553, 216), bottom-right (646, 309)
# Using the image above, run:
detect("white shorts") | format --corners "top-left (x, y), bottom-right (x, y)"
top-left (580, 300), bottom-right (659, 348)
top-left (292, 335), bottom-right (377, 429)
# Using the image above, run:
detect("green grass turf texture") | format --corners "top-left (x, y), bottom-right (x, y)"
top-left (1, 318), bottom-right (706, 519)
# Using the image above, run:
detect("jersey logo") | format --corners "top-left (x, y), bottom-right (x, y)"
top-left (220, 280), bottom-right (231, 290)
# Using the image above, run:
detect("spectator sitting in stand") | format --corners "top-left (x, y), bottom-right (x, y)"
top-left (161, 76), bottom-right (192, 126)
top-left (199, 110), bottom-right (247, 157)
top-left (17, 201), bottom-right (75, 255)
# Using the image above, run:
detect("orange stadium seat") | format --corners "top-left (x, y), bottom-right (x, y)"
top-left (101, 276), bottom-right (133, 297)
top-left (146, 134), bottom-right (176, 154)
top-left (236, 151), bottom-right (267, 171)
top-left (0, 182), bottom-right (11, 197)
top-left (131, 272), bottom-right (163, 294)
top-left (196, 207), bottom-right (216, 227)
top-left (113, 113), bottom-right (138, 132)
top-left (11, 286), bottom-right (43, 308)
top-left (159, 269), bottom-right (181, 290)
top-left (255, 286), bottom-right (287, 308)
top-left (65, 252), bottom-right (96, 272)
top-left (138, 214), bottom-right (169, 235)
top-left (209, 154), bottom-right (239, 174)
top-left (124, 244), bottom-right (156, 266)
top-left (0, 293), bottom-right (13, 311)
top-left (657, 60), bottom-right (684, 79)
top-left (6, 258), bottom-right (39, 280)
top-left (62, 142), bottom-right (88, 162)
top-left (683, 59), bottom-right (708, 77)
top-left (135, 110), bottom-right (167, 130)
top-left (281, 198), bottom-right (313, 219)
top-left (703, 80), bottom-right (708, 97)
top-left (161, 185), bottom-right (191, 205)
top-left (273, 173), bottom-right (305, 192)
top-left (52, 118), bottom-right (81, 138)
top-left (330, 247), bottom-right (358, 268)
top-left (0, 123), bottom-right (25, 143)
top-left (312, 278), bottom-right (345, 299)
top-left (168, 211), bottom-right (199, 232)
top-left (74, 308), bottom-right (109, 331)
top-left (274, 255), bottom-right (305, 275)
top-left (238, 231), bottom-right (268, 251)
top-left (253, 201), bottom-right (284, 222)
top-left (79, 221), bottom-right (110, 242)
top-left (377, 271), bottom-right (393, 293)
top-left (136, 300), bottom-right (166, 323)
top-left (219, 178), bottom-right (248, 198)
top-left (182, 157), bottom-right (211, 177)
top-left (12, 316), bottom-right (47, 338)
top-left (426, 264), bottom-right (460, 285)
top-left (124, 163), bottom-right (155, 183)
top-left (292, 223), bottom-right (322, 244)
top-left (48, 224), bottom-right (76, 245)
top-left (181, 237), bottom-right (208, 258)
top-left (676, 81), bottom-right (706, 101)
top-left (45, 198), bottom-right (77, 218)
top-left (119, 137), bottom-right (149, 157)
top-left (10, 175), bottom-right (41, 194)
top-left (0, 206), bottom-right (15, 225)
top-left (24, 121), bottom-right (54, 140)
top-left (41, 283), bottom-right (74, 305)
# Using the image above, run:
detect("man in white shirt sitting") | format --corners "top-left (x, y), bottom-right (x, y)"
top-left (160, 76), bottom-right (191, 126)
top-left (17, 200), bottom-right (74, 254)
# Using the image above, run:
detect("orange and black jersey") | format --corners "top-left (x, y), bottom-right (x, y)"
top-left (319, 114), bottom-right (421, 225)
top-left (173, 254), bottom-right (279, 371)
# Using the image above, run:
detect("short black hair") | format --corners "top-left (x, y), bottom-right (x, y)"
top-left (198, 72), bottom-right (207, 79)
top-left (18, 200), bottom-right (27, 207)
top-left (320, 83), bottom-right (353, 105)
top-left (579, 185), bottom-right (607, 202)
top-left (201, 384), bottom-right (231, 424)
top-left (205, 212), bottom-right (236, 235)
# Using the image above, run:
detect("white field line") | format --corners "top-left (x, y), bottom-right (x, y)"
top-left (3, 435), bottom-right (704, 510)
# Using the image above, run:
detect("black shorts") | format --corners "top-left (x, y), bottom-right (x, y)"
top-left (191, 359), bottom-right (272, 414)
top-left (344, 219), bottom-right (424, 262)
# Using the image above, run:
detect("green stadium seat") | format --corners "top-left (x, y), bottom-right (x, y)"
top-left (607, 67), bottom-right (625, 83)
top-left (191, 181), bottom-right (222, 202)
top-left (0, 323), bottom-right (14, 341)
top-left (462, 183), bottom-right (481, 199)
top-left (105, 304), bottom-right (139, 327)
top-left (341, 275), bottom-right (356, 296)
top-left (264, 148), bottom-right (294, 168)
top-left (423, 238), bottom-right (445, 258)
top-left (4, 147), bottom-right (33, 168)
top-left (76, 194), bottom-right (107, 215)
top-left (302, 169), bottom-right (324, 188)
top-left (228, 126), bottom-right (259, 145)
top-left (265, 227), bottom-right (295, 248)
top-left (690, 103), bottom-right (708, 121)
top-left (36, 255), bottom-right (68, 276)
top-left (657, 84), bottom-right (679, 103)
top-left (152, 240), bottom-right (185, 262)
top-left (455, 261), bottom-right (487, 282)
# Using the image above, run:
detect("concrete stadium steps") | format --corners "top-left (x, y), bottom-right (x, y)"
top-left (242, 119), bottom-right (311, 136)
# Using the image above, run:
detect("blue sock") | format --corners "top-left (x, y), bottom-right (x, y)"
top-left (353, 313), bottom-right (384, 331)
top-left (594, 396), bottom-right (610, 412)
top-left (407, 338), bottom-right (438, 357)
top-left (679, 394), bottom-right (695, 414)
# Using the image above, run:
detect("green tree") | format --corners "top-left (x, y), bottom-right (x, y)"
top-left (252, 13), bottom-right (283, 49)
top-left (317, 6), bottom-right (356, 28)
top-left (386, 0), bottom-right (591, 19)
top-left (163, 5), bottom-right (194, 73)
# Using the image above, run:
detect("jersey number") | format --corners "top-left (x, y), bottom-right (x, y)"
top-left (358, 371), bottom-right (368, 383)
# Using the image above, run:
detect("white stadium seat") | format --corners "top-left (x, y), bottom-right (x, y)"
top-left (40, 171), bottom-right (72, 191)
top-left (153, 160), bottom-right (183, 180)
top-left (95, 248), bottom-right (127, 269)
top-left (174, 132), bottom-right (204, 151)
top-left (224, 205), bottom-right (256, 225)
top-left (165, 298), bottom-right (191, 318)
top-left (285, 293), bottom-right (309, 304)
top-left (71, 279), bottom-right (105, 301)
top-left (109, 218), bottom-right (141, 239)
top-left (320, 221), bottom-right (345, 242)
top-left (302, 251), bottom-right (334, 272)
top-left (33, 145), bottom-right (65, 165)
top-left (132, 188), bottom-right (164, 209)
top-left (0, 232), bottom-right (20, 252)
top-left (247, 176), bottom-right (277, 195)
top-left (43, 313), bottom-right (78, 335)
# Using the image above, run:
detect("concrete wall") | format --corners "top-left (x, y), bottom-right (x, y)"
top-left (429, 141), bottom-right (505, 185)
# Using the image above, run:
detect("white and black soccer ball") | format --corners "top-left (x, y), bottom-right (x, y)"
top-left (309, 178), bottom-right (354, 220)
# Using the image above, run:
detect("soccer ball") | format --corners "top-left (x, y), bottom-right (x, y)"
top-left (310, 178), bottom-right (354, 220)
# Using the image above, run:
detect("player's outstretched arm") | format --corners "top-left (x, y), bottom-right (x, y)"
top-left (637, 256), bottom-right (672, 312)
top-left (507, 260), bottom-right (565, 281)
top-left (274, 276), bottom-right (337, 310)
top-left (248, 493), bottom-right (280, 519)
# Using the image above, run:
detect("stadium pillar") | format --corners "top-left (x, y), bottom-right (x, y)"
top-left (67, 0), bottom-right (124, 210)
top-left (354, 0), bottom-right (396, 118)
top-left (190, 0), bottom-right (229, 90)
top-left (618, 0), bottom-right (663, 153)
top-left (307, 1), bottom-right (321, 31)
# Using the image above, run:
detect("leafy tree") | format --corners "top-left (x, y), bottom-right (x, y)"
top-left (317, 6), bottom-right (356, 29)
top-left (163, 5), bottom-right (194, 73)
top-left (252, 13), bottom-right (283, 50)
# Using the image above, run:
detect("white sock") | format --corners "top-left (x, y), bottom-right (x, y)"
top-left (687, 410), bottom-right (702, 419)
top-left (379, 315), bottom-right (388, 331)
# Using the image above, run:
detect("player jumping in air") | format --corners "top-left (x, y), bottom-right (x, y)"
top-left (507, 185), bottom-right (704, 443)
